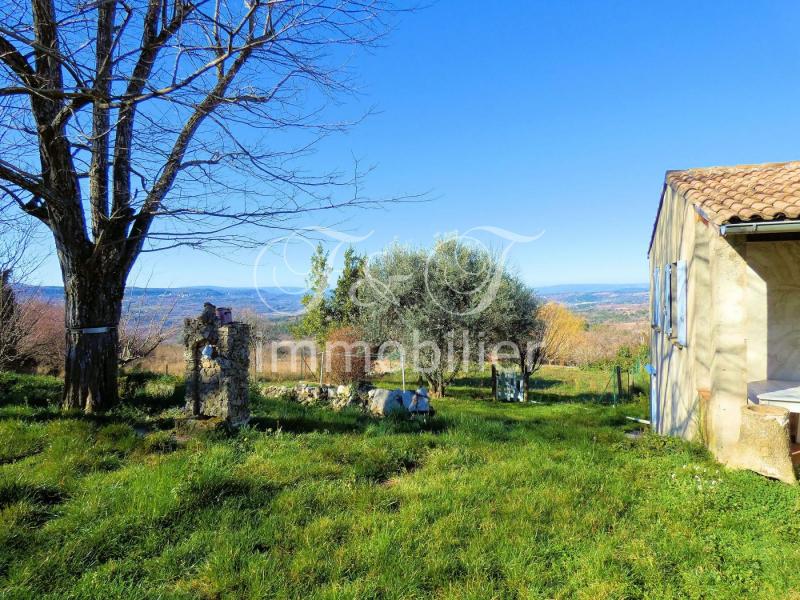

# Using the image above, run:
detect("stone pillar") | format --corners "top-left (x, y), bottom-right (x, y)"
top-left (184, 303), bottom-right (251, 426)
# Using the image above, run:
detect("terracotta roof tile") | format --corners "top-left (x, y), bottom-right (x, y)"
top-left (666, 161), bottom-right (800, 225)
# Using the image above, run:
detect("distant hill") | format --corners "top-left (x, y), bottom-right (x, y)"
top-left (23, 286), bottom-right (306, 329)
top-left (22, 282), bottom-right (649, 326)
top-left (537, 283), bottom-right (648, 306)
top-left (537, 283), bottom-right (647, 295)
top-left (538, 283), bottom-right (648, 324)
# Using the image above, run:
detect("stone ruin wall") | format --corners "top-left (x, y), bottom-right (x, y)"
top-left (184, 304), bottom-right (251, 425)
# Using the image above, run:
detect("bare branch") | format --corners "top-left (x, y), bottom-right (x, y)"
top-left (0, 33), bottom-right (35, 82)
top-left (0, 0), bottom-right (420, 409)
top-left (88, 0), bottom-right (117, 239)
top-left (117, 276), bottom-right (178, 366)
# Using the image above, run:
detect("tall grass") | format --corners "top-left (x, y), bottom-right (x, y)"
top-left (1, 369), bottom-right (798, 598)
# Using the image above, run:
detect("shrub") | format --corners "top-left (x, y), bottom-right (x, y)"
top-left (326, 326), bottom-right (369, 385)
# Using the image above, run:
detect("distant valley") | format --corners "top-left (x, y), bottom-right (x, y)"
top-left (26, 283), bottom-right (648, 327)
top-left (537, 284), bottom-right (648, 324)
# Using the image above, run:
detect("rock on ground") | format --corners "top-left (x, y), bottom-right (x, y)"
top-left (368, 388), bottom-right (408, 417)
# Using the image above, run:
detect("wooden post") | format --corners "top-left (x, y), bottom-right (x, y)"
top-left (615, 366), bottom-right (623, 403)
top-left (491, 364), bottom-right (497, 400)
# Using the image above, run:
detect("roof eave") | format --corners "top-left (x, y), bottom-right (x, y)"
top-left (646, 180), bottom-right (669, 259)
top-left (648, 174), bottom-right (717, 258)
top-left (720, 219), bottom-right (800, 236)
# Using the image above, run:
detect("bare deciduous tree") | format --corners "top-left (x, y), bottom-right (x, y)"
top-left (0, 218), bottom-right (44, 370)
top-left (20, 299), bottom-right (66, 374)
top-left (237, 307), bottom-right (281, 374)
top-left (117, 284), bottom-right (177, 367)
top-left (0, 0), bottom-right (410, 410)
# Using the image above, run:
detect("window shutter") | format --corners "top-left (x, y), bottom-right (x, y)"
top-left (664, 264), bottom-right (672, 336)
top-left (652, 266), bottom-right (660, 328)
top-left (677, 260), bottom-right (688, 346)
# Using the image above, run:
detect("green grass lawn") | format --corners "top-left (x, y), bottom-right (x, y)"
top-left (1, 368), bottom-right (800, 599)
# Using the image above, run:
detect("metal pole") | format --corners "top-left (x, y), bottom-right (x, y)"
top-left (401, 352), bottom-right (406, 391)
top-left (255, 333), bottom-right (263, 374)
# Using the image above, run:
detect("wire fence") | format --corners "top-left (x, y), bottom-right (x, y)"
top-left (248, 342), bottom-right (651, 404)
top-left (250, 346), bottom-right (410, 388)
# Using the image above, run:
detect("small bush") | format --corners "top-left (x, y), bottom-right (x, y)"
top-left (326, 326), bottom-right (368, 385)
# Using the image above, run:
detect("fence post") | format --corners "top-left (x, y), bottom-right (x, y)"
top-left (615, 366), bottom-right (623, 404)
top-left (319, 351), bottom-right (324, 387)
top-left (491, 364), bottom-right (497, 400)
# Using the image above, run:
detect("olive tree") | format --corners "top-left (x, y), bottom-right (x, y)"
top-left (358, 238), bottom-right (508, 398)
top-left (488, 273), bottom-right (543, 401)
top-left (0, 0), bottom-right (409, 411)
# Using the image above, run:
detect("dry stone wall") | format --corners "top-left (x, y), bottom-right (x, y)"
top-left (259, 382), bottom-right (433, 417)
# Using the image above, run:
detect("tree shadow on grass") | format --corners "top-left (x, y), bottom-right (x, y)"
top-left (247, 412), bottom-right (372, 435)
top-left (118, 371), bottom-right (186, 413)
top-left (0, 372), bottom-right (62, 408)
top-left (528, 379), bottom-right (562, 391)
top-left (444, 374), bottom-right (621, 405)
top-left (528, 390), bottom-right (618, 405)
top-left (0, 405), bottom-right (180, 432)
top-left (0, 481), bottom-right (67, 510)
top-left (0, 407), bottom-right (180, 441)
top-left (458, 408), bottom-right (631, 446)
top-left (0, 371), bottom-right (185, 431)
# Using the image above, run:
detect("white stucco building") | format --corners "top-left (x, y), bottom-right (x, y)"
top-left (649, 161), bottom-right (800, 463)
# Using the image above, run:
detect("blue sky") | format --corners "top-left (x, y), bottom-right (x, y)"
top-left (34, 0), bottom-right (800, 288)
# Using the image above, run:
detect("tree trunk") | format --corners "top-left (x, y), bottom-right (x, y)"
top-left (426, 377), bottom-right (437, 398)
top-left (426, 373), bottom-right (445, 398)
top-left (520, 356), bottom-right (530, 402)
top-left (62, 271), bottom-right (124, 412)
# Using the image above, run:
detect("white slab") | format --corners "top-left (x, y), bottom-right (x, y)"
top-left (748, 380), bottom-right (800, 409)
